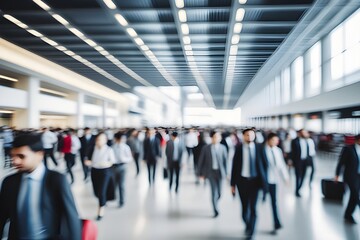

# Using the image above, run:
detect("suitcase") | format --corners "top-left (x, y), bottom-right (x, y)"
top-left (82, 219), bottom-right (98, 240)
top-left (321, 179), bottom-right (345, 201)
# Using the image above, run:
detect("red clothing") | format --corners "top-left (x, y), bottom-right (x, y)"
top-left (62, 135), bottom-right (72, 154)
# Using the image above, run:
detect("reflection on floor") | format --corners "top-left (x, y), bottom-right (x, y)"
top-left (1, 155), bottom-right (359, 240)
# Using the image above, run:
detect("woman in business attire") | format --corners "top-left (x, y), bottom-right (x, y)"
top-left (86, 132), bottom-right (115, 220)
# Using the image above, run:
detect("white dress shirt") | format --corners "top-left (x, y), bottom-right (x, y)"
top-left (91, 145), bottom-right (116, 169)
top-left (265, 145), bottom-right (290, 184)
top-left (113, 142), bottom-right (133, 164)
top-left (42, 131), bottom-right (57, 149)
top-left (173, 138), bottom-right (180, 161)
top-left (299, 138), bottom-right (316, 159)
top-left (355, 144), bottom-right (360, 174)
top-left (241, 142), bottom-right (255, 177)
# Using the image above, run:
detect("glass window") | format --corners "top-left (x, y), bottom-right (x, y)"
top-left (292, 56), bottom-right (304, 101)
top-left (344, 9), bottom-right (360, 49)
top-left (281, 67), bottom-right (290, 104)
top-left (344, 43), bottom-right (360, 75)
top-left (330, 25), bottom-right (344, 58)
top-left (275, 76), bottom-right (281, 105)
top-left (331, 55), bottom-right (344, 80)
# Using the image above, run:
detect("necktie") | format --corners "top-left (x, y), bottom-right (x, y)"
top-left (271, 148), bottom-right (277, 167)
top-left (249, 146), bottom-right (257, 177)
top-left (20, 177), bottom-right (35, 238)
top-left (306, 140), bottom-right (310, 159)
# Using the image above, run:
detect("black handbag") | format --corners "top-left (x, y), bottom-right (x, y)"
top-left (163, 168), bottom-right (168, 179)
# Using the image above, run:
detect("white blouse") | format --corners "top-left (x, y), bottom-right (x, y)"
top-left (91, 145), bottom-right (116, 169)
top-left (265, 145), bottom-right (290, 184)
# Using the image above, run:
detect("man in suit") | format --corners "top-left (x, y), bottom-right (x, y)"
top-left (80, 127), bottom-right (96, 181)
top-left (231, 128), bottom-right (268, 238)
top-left (291, 129), bottom-right (316, 197)
top-left (166, 131), bottom-right (184, 193)
top-left (335, 134), bottom-right (360, 224)
top-left (0, 133), bottom-right (81, 239)
top-left (143, 128), bottom-right (161, 186)
top-left (197, 130), bottom-right (227, 218)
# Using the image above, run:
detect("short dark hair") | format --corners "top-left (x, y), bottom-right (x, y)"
top-left (242, 128), bottom-right (255, 135)
top-left (114, 131), bottom-right (124, 140)
top-left (12, 133), bottom-right (44, 152)
top-left (210, 130), bottom-right (218, 138)
top-left (84, 127), bottom-right (90, 131)
top-left (267, 132), bottom-right (278, 141)
top-left (172, 132), bottom-right (178, 137)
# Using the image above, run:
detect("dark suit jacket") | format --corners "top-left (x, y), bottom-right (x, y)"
top-left (0, 169), bottom-right (81, 240)
top-left (196, 144), bottom-right (227, 179)
top-left (166, 139), bottom-right (184, 166)
top-left (230, 143), bottom-right (268, 191)
top-left (291, 138), bottom-right (302, 166)
top-left (336, 145), bottom-right (360, 186)
top-left (143, 137), bottom-right (161, 164)
top-left (79, 135), bottom-right (96, 159)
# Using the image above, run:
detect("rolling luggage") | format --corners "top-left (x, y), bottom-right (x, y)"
top-left (321, 179), bottom-right (345, 201)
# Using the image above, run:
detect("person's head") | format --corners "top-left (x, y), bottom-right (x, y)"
top-left (171, 131), bottom-right (178, 140)
top-left (114, 132), bottom-right (126, 143)
top-left (95, 132), bottom-right (107, 147)
top-left (355, 134), bottom-right (360, 145)
top-left (210, 130), bottom-right (221, 144)
top-left (41, 127), bottom-right (48, 132)
top-left (267, 132), bottom-right (279, 147)
top-left (299, 129), bottom-right (309, 138)
top-left (84, 127), bottom-right (91, 135)
top-left (242, 128), bottom-right (256, 144)
top-left (11, 133), bottom-right (44, 173)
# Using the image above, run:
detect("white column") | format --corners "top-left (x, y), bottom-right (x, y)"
top-left (102, 100), bottom-right (107, 128)
top-left (77, 92), bottom-right (84, 128)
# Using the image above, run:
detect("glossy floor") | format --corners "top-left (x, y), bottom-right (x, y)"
top-left (1, 154), bottom-right (359, 240)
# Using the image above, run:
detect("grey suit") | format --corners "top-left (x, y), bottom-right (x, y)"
top-left (166, 138), bottom-right (184, 192)
top-left (197, 144), bottom-right (227, 215)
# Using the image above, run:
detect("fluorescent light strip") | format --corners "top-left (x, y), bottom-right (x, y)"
top-left (103, 0), bottom-right (117, 9)
top-left (52, 14), bottom-right (69, 26)
top-left (84, 38), bottom-right (97, 47)
top-left (229, 45), bottom-right (238, 55)
top-left (178, 10), bottom-right (187, 22)
top-left (27, 29), bottom-right (43, 37)
top-left (184, 45), bottom-right (192, 51)
top-left (140, 45), bottom-right (149, 51)
top-left (41, 37), bottom-right (58, 46)
top-left (115, 13), bottom-right (128, 26)
top-left (236, 8), bottom-right (245, 21)
top-left (134, 37), bottom-right (144, 46)
top-left (0, 110), bottom-right (14, 114)
top-left (68, 27), bottom-right (84, 38)
top-left (233, 23), bottom-right (243, 33)
top-left (183, 36), bottom-right (191, 44)
top-left (175, 0), bottom-right (184, 8)
top-left (126, 28), bottom-right (137, 37)
top-left (181, 24), bottom-right (189, 35)
top-left (231, 35), bottom-right (240, 44)
top-left (0, 74), bottom-right (18, 82)
top-left (3, 15), bottom-right (28, 29)
top-left (56, 45), bottom-right (67, 51)
top-left (40, 87), bottom-right (69, 97)
top-left (33, 0), bottom-right (51, 11)
top-left (239, 0), bottom-right (247, 4)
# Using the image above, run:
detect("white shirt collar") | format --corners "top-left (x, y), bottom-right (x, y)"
top-left (25, 163), bottom-right (46, 181)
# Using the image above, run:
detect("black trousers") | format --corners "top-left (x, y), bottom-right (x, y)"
top-left (113, 164), bottom-right (127, 205)
top-left (133, 152), bottom-right (140, 175)
top-left (91, 167), bottom-right (113, 207)
top-left (80, 154), bottom-right (90, 180)
top-left (295, 157), bottom-right (315, 194)
top-left (268, 183), bottom-right (281, 227)
top-left (237, 177), bottom-right (261, 236)
top-left (147, 161), bottom-right (157, 185)
top-left (209, 170), bottom-right (222, 214)
top-left (64, 153), bottom-right (75, 183)
top-left (169, 161), bottom-right (181, 192)
top-left (43, 148), bottom-right (58, 168)
top-left (345, 174), bottom-right (360, 218)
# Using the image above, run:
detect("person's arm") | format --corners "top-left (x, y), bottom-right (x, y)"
top-left (124, 145), bottom-right (134, 163)
top-left (335, 146), bottom-right (348, 181)
top-left (277, 148), bottom-right (290, 184)
top-left (58, 175), bottom-right (81, 240)
top-left (196, 146), bottom-right (206, 177)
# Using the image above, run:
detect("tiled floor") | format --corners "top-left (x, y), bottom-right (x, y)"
top-left (1, 154), bottom-right (359, 240)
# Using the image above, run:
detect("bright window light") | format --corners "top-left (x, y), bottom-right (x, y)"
top-left (103, 0), bottom-right (117, 9)
top-left (52, 14), bottom-right (69, 25)
top-left (178, 10), bottom-right (187, 22)
top-left (233, 23), bottom-right (243, 33)
top-left (0, 74), bottom-right (18, 82)
top-left (27, 29), bottom-right (43, 37)
top-left (4, 15), bottom-right (28, 29)
top-left (181, 24), bottom-right (189, 35)
top-left (184, 45), bottom-right (192, 51)
top-left (183, 36), bottom-right (191, 44)
top-left (126, 28), bottom-right (137, 37)
top-left (33, 0), bottom-right (51, 11)
top-left (231, 35), bottom-right (240, 44)
top-left (41, 37), bottom-right (58, 46)
top-left (84, 39), bottom-right (97, 47)
top-left (115, 13), bottom-right (128, 26)
top-left (236, 8), bottom-right (245, 21)
top-left (229, 45), bottom-right (238, 55)
top-left (134, 37), bottom-right (144, 46)
top-left (69, 27), bottom-right (84, 38)
top-left (175, 0), bottom-right (184, 8)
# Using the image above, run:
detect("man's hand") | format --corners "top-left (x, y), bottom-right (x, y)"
top-left (85, 160), bottom-right (92, 166)
top-left (334, 175), bottom-right (339, 182)
top-left (231, 186), bottom-right (236, 197)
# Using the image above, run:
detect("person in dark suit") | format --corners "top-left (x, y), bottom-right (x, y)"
top-left (231, 128), bottom-right (268, 238)
top-left (80, 127), bottom-right (96, 181)
top-left (291, 129), bottom-right (316, 197)
top-left (197, 130), bottom-right (227, 218)
top-left (166, 131), bottom-right (184, 193)
top-left (193, 132), bottom-right (207, 184)
top-left (335, 134), bottom-right (360, 224)
top-left (0, 133), bottom-right (81, 239)
top-left (143, 128), bottom-right (161, 186)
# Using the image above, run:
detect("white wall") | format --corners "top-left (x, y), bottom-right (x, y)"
top-left (0, 86), bottom-right (27, 109)
top-left (39, 94), bottom-right (77, 114)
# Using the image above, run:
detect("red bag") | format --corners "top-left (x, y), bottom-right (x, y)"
top-left (82, 219), bottom-right (98, 240)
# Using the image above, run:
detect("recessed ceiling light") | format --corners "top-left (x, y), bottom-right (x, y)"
top-left (183, 36), bottom-right (191, 44)
top-left (229, 45), bottom-right (238, 55)
top-left (0, 74), bottom-right (18, 82)
top-left (231, 35), bottom-right (240, 44)
top-left (175, 0), bottom-right (184, 8)
top-left (115, 13), bottom-right (128, 27)
top-left (185, 50), bottom-right (193, 56)
top-left (134, 37), bottom-right (144, 46)
top-left (239, 0), bottom-right (247, 4)
top-left (233, 23), bottom-right (243, 33)
top-left (52, 14), bottom-right (69, 26)
top-left (27, 29), bottom-right (43, 37)
top-left (103, 0), bottom-right (117, 9)
top-left (126, 28), bottom-right (137, 37)
top-left (184, 45), bottom-right (192, 51)
top-left (236, 8), bottom-right (245, 21)
top-left (181, 24), bottom-right (189, 35)
top-left (33, 0), bottom-right (51, 11)
top-left (178, 10), bottom-right (187, 22)
top-left (3, 15), bottom-right (28, 29)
